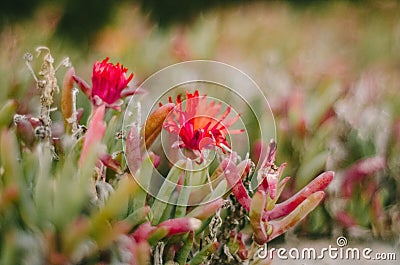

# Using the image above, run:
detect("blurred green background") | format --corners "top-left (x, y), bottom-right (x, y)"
top-left (1, 0), bottom-right (399, 242)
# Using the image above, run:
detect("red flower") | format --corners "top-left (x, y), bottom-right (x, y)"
top-left (163, 90), bottom-right (243, 157)
top-left (73, 58), bottom-right (135, 110)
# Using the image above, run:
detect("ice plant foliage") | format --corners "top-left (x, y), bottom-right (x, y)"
top-left (162, 90), bottom-right (244, 158)
top-left (222, 140), bottom-right (334, 246)
top-left (78, 104), bottom-right (106, 168)
top-left (73, 57), bottom-right (134, 110)
top-left (1, 50), bottom-right (335, 265)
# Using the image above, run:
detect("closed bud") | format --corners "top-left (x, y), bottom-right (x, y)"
top-left (61, 67), bottom-right (75, 132)
top-left (142, 103), bottom-right (174, 149)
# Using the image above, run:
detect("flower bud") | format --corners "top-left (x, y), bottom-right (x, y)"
top-left (61, 67), bottom-right (75, 132)
top-left (142, 103), bottom-right (174, 149)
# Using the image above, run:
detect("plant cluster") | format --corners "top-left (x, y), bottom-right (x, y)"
top-left (0, 49), bottom-right (334, 264)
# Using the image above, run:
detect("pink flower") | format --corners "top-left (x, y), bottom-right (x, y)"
top-left (163, 90), bottom-right (243, 157)
top-left (73, 58), bottom-right (134, 110)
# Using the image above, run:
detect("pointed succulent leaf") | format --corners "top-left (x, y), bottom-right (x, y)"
top-left (266, 176), bottom-right (290, 211)
top-left (133, 156), bottom-right (154, 211)
top-left (267, 191), bottom-right (325, 241)
top-left (142, 103), bottom-right (174, 149)
top-left (120, 86), bottom-right (146, 98)
top-left (156, 217), bottom-right (202, 237)
top-left (175, 160), bottom-right (194, 217)
top-left (90, 174), bottom-right (138, 232)
top-left (78, 105), bottom-right (106, 168)
top-left (222, 158), bottom-right (252, 211)
top-left (124, 206), bottom-right (150, 228)
top-left (133, 240), bottom-right (151, 265)
top-left (72, 74), bottom-right (91, 98)
top-left (61, 67), bottom-right (75, 131)
top-left (132, 222), bottom-right (155, 243)
top-left (250, 190), bottom-right (269, 245)
top-left (187, 198), bottom-right (224, 220)
top-left (175, 231), bottom-right (194, 265)
top-left (151, 160), bottom-right (185, 225)
top-left (188, 241), bottom-right (219, 265)
top-left (125, 125), bottom-right (142, 174)
top-left (15, 116), bottom-right (35, 146)
top-left (265, 171), bottom-right (333, 220)
top-left (99, 153), bottom-right (122, 174)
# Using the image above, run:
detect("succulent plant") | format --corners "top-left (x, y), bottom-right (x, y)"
top-left (0, 48), bottom-right (334, 265)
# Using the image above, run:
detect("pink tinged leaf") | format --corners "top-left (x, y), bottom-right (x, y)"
top-left (104, 99), bottom-right (124, 112)
top-left (258, 170), bottom-right (279, 200)
top-left (125, 126), bottom-right (142, 174)
top-left (0, 186), bottom-right (20, 209)
top-left (342, 156), bottom-right (386, 198)
top-left (132, 218), bottom-right (200, 246)
top-left (235, 232), bottom-right (248, 260)
top-left (222, 158), bottom-right (252, 211)
top-left (261, 139), bottom-right (277, 168)
top-left (51, 121), bottom-right (65, 138)
top-left (252, 139), bottom-right (266, 164)
top-left (265, 171), bottom-right (334, 221)
top-left (133, 241), bottom-right (151, 265)
top-left (148, 152), bottom-right (161, 168)
top-left (27, 116), bottom-right (42, 128)
top-left (266, 173), bottom-right (278, 200)
top-left (250, 190), bottom-right (269, 245)
top-left (372, 189), bottom-right (385, 221)
top-left (187, 198), bottom-right (224, 220)
top-left (99, 153), bottom-right (122, 174)
top-left (15, 117), bottom-right (35, 146)
top-left (120, 86), bottom-right (146, 98)
top-left (78, 105), bottom-right (106, 168)
top-left (147, 227), bottom-right (169, 245)
top-left (131, 222), bottom-right (155, 243)
top-left (336, 211), bottom-right (357, 228)
top-left (268, 191), bottom-right (325, 241)
top-left (125, 237), bottom-right (151, 265)
top-left (265, 176), bottom-right (291, 211)
top-left (258, 163), bottom-right (286, 200)
top-left (72, 74), bottom-right (91, 98)
top-left (274, 176), bottom-right (291, 201)
top-left (277, 162), bottom-right (287, 179)
top-left (156, 217), bottom-right (202, 237)
top-left (76, 108), bottom-right (84, 123)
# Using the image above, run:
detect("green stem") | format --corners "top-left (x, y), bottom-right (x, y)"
top-left (151, 160), bottom-right (185, 225)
